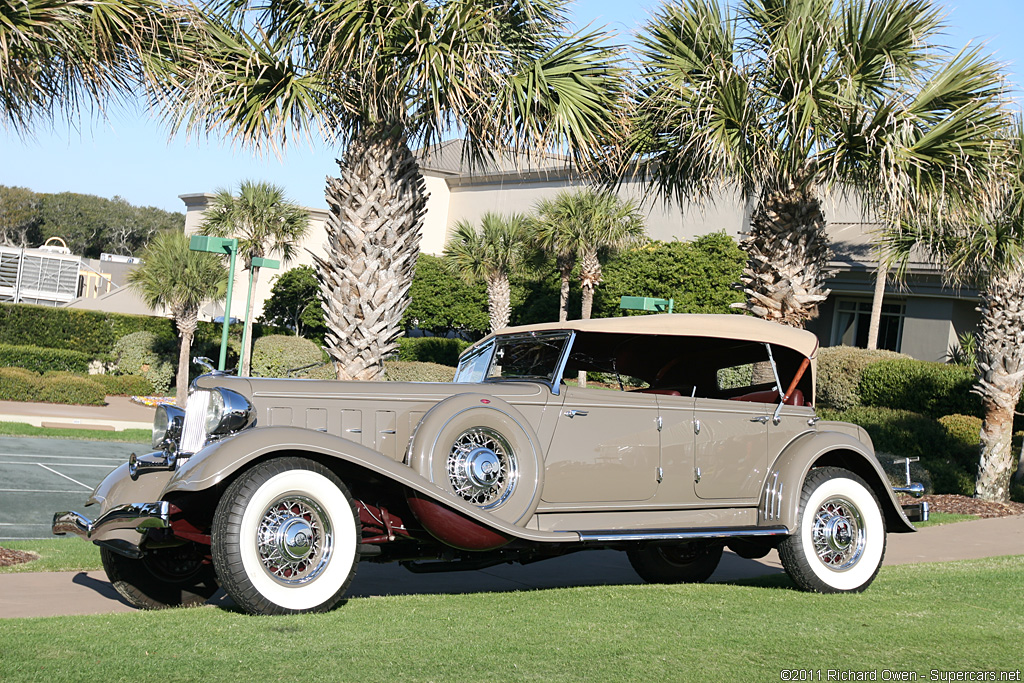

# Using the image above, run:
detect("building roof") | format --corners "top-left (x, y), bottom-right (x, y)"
top-left (416, 139), bottom-right (574, 184)
top-left (478, 313), bottom-right (821, 359)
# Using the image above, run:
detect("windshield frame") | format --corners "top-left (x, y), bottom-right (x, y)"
top-left (454, 331), bottom-right (575, 395)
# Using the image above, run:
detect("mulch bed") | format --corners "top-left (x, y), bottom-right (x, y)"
top-left (1, 496), bottom-right (1021, 569)
top-left (0, 547), bottom-right (38, 568)
top-left (905, 494), bottom-right (1024, 518)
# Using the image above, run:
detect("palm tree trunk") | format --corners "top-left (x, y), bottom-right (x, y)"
top-left (579, 248), bottom-right (600, 320)
top-left (315, 126), bottom-right (426, 381)
top-left (867, 261), bottom-right (888, 350)
top-left (974, 266), bottom-right (1024, 502)
top-left (557, 254), bottom-right (573, 323)
top-left (486, 272), bottom-right (511, 332)
top-left (240, 265), bottom-right (260, 376)
top-left (733, 186), bottom-right (833, 327)
top-left (173, 306), bottom-right (198, 407)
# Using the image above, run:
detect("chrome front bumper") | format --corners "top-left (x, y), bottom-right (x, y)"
top-left (52, 501), bottom-right (171, 540)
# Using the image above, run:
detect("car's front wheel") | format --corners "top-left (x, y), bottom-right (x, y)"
top-left (101, 544), bottom-right (218, 609)
top-left (212, 457), bottom-right (360, 615)
top-left (778, 466), bottom-right (886, 593)
top-left (627, 542), bottom-right (723, 584)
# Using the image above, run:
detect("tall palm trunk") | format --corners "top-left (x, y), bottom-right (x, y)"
top-left (315, 126), bottom-right (426, 381)
top-left (240, 264), bottom-right (260, 376)
top-left (557, 253), bottom-right (573, 323)
top-left (173, 306), bottom-right (198, 407)
top-left (486, 272), bottom-right (512, 332)
top-left (867, 261), bottom-right (888, 350)
top-left (974, 266), bottom-right (1024, 501)
top-left (734, 186), bottom-right (833, 327)
top-left (579, 248), bottom-right (601, 320)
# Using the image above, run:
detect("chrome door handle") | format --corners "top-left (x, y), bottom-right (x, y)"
top-left (693, 419), bottom-right (701, 434)
top-left (750, 416), bottom-right (770, 424)
top-left (564, 409), bottom-right (589, 418)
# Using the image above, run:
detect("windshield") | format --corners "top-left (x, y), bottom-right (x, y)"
top-left (455, 332), bottom-right (572, 390)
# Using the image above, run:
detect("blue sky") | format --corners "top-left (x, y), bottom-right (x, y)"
top-left (1, 0), bottom-right (1021, 215)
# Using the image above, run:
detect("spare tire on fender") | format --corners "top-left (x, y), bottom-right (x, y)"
top-left (407, 394), bottom-right (544, 526)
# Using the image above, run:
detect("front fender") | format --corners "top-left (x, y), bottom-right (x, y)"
top-left (165, 426), bottom-right (577, 545)
top-left (762, 430), bottom-right (916, 533)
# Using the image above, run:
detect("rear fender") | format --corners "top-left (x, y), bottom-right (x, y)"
top-left (762, 431), bottom-right (916, 533)
top-left (164, 426), bottom-right (576, 545)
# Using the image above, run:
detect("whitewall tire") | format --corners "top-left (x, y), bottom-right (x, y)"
top-left (212, 457), bottom-right (359, 615)
top-left (779, 467), bottom-right (886, 593)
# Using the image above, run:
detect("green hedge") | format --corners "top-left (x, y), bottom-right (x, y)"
top-left (820, 406), bottom-right (979, 495)
top-left (859, 358), bottom-right (983, 419)
top-left (111, 331), bottom-right (175, 395)
top-left (0, 302), bottom-right (176, 356)
top-left (396, 337), bottom-right (472, 367)
top-left (0, 367), bottom-right (106, 405)
top-left (383, 361), bottom-right (456, 382)
top-left (816, 346), bottom-right (907, 411)
top-left (0, 343), bottom-right (93, 374)
top-left (252, 335), bottom-right (325, 378)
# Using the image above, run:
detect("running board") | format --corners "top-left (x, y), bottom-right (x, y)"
top-left (575, 526), bottom-right (789, 543)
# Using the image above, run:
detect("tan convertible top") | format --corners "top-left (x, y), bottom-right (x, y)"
top-left (483, 314), bottom-right (820, 359)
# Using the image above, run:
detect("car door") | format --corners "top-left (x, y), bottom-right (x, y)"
top-left (692, 394), bottom-right (771, 502)
top-left (541, 386), bottom-right (661, 505)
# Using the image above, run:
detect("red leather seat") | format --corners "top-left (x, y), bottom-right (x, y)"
top-left (728, 389), bottom-right (805, 406)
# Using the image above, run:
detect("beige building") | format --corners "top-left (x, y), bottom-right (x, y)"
top-left (66, 139), bottom-right (975, 363)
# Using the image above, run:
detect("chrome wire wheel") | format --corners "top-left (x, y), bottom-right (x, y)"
top-left (447, 427), bottom-right (518, 509)
top-left (811, 496), bottom-right (865, 571)
top-left (255, 495), bottom-right (333, 585)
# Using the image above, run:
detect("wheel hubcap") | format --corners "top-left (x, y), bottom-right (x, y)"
top-left (448, 427), bottom-right (517, 509)
top-left (812, 496), bottom-right (865, 571)
top-left (256, 495), bottom-right (333, 585)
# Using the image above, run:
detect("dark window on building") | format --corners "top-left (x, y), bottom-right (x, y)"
top-left (831, 299), bottom-right (904, 351)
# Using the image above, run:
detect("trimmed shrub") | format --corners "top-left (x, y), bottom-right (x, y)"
top-left (0, 302), bottom-right (176, 356)
top-left (396, 337), bottom-right (472, 367)
top-left (824, 406), bottom-right (977, 496)
top-left (111, 331), bottom-right (175, 395)
top-left (859, 358), bottom-right (982, 419)
top-left (91, 373), bottom-right (155, 396)
top-left (0, 343), bottom-right (92, 374)
top-left (251, 335), bottom-right (325, 378)
top-left (816, 346), bottom-right (907, 411)
top-left (383, 361), bottom-right (456, 382)
top-left (0, 367), bottom-right (106, 405)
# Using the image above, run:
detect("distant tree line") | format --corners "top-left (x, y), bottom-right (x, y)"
top-left (0, 185), bottom-right (183, 257)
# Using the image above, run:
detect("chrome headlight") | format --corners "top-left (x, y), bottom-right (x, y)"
top-left (152, 404), bottom-right (185, 450)
top-left (180, 387), bottom-right (255, 455)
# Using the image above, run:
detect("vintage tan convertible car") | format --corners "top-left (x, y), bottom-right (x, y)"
top-left (54, 314), bottom-right (927, 614)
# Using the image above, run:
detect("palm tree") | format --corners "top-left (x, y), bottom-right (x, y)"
top-left (200, 181), bottom-right (310, 376)
top-left (128, 231), bottom-right (227, 407)
top-left (621, 0), bottom-right (1008, 327)
top-left (444, 213), bottom-right (528, 332)
top-left (1, 0), bottom-right (193, 133)
top-left (884, 121), bottom-right (1023, 503)
top-left (166, 0), bottom-right (625, 380)
top-left (534, 188), bottom-right (645, 321)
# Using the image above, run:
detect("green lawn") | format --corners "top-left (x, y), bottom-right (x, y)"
top-left (0, 421), bottom-right (150, 443)
top-left (0, 556), bottom-right (1021, 682)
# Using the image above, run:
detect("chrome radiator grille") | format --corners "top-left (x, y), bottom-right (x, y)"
top-left (180, 390), bottom-right (210, 455)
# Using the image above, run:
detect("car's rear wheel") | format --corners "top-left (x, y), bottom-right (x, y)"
top-left (101, 544), bottom-right (218, 609)
top-left (627, 542), bottom-right (723, 584)
top-left (212, 457), bottom-right (359, 615)
top-left (778, 467), bottom-right (886, 593)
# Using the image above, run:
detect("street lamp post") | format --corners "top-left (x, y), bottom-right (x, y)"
top-left (189, 235), bottom-right (239, 372)
top-left (238, 256), bottom-right (280, 375)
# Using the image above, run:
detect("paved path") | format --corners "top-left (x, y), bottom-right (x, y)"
top-left (0, 396), bottom-right (155, 432)
top-left (2, 515), bottom-right (1021, 619)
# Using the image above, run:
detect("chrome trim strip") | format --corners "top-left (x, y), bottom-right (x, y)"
top-left (575, 527), bottom-right (789, 543)
top-left (763, 471), bottom-right (782, 521)
top-left (551, 330), bottom-right (576, 396)
top-left (52, 501), bottom-right (170, 539)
